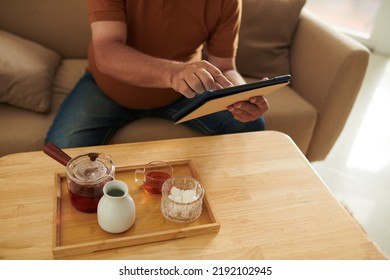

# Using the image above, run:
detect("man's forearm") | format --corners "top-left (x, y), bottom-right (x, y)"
top-left (94, 41), bottom-right (179, 89)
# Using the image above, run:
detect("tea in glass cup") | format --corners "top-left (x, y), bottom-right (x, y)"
top-left (134, 161), bottom-right (173, 195)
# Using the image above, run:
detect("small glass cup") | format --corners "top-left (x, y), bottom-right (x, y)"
top-left (134, 161), bottom-right (173, 195)
top-left (160, 176), bottom-right (204, 223)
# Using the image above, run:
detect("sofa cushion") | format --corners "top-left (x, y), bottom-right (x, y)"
top-left (0, 93), bottom-right (65, 157)
top-left (0, 0), bottom-right (90, 58)
top-left (0, 30), bottom-right (61, 112)
top-left (243, 76), bottom-right (316, 154)
top-left (264, 85), bottom-right (317, 154)
top-left (110, 118), bottom-right (203, 145)
top-left (237, 0), bottom-right (306, 79)
top-left (53, 59), bottom-right (89, 96)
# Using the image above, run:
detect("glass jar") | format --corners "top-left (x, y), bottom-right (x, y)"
top-left (161, 176), bottom-right (204, 223)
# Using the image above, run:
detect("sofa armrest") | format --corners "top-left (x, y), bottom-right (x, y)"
top-left (289, 9), bottom-right (369, 161)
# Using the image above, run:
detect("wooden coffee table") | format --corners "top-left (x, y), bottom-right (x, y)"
top-left (0, 131), bottom-right (386, 259)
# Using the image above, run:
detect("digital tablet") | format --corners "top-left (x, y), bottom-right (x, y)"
top-left (173, 74), bottom-right (291, 124)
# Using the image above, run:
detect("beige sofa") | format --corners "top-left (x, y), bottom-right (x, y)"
top-left (0, 0), bottom-right (369, 161)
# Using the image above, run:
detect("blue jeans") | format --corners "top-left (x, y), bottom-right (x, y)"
top-left (45, 72), bottom-right (264, 148)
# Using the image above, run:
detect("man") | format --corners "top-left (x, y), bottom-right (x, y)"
top-left (45, 0), bottom-right (269, 148)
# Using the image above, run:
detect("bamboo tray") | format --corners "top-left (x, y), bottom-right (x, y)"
top-left (52, 160), bottom-right (220, 258)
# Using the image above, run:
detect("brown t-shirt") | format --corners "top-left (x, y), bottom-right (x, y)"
top-left (87, 0), bottom-right (241, 109)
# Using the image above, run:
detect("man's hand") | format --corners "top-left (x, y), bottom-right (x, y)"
top-left (170, 54), bottom-right (269, 123)
top-left (170, 60), bottom-right (233, 98)
top-left (227, 96), bottom-right (269, 123)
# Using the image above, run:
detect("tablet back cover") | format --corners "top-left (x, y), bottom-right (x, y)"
top-left (174, 81), bottom-right (289, 124)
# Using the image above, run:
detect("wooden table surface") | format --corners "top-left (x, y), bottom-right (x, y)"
top-left (0, 131), bottom-right (386, 260)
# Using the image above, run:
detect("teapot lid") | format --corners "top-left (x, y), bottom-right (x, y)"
top-left (67, 153), bottom-right (115, 183)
